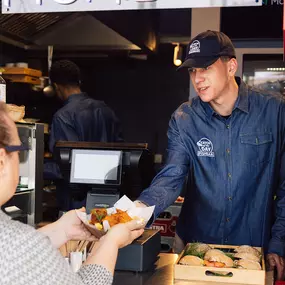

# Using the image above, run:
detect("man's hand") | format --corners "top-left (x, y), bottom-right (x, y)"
top-left (134, 200), bottom-right (148, 208)
top-left (266, 253), bottom-right (285, 280)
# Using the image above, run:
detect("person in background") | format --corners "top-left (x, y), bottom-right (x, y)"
top-left (45, 59), bottom-right (122, 210)
top-left (135, 30), bottom-right (285, 280)
top-left (0, 102), bottom-right (144, 285)
top-left (49, 59), bottom-right (122, 152)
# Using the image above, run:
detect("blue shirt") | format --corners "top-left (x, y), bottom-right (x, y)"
top-left (138, 78), bottom-right (285, 257)
top-left (49, 93), bottom-right (122, 153)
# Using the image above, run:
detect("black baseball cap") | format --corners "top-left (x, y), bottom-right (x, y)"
top-left (177, 30), bottom-right (236, 70)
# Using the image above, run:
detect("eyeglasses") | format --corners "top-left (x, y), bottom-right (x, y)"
top-left (4, 144), bottom-right (29, 153)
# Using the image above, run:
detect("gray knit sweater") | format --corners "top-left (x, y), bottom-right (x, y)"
top-left (0, 210), bottom-right (113, 285)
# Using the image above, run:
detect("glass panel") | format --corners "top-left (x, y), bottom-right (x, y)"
top-left (243, 54), bottom-right (285, 96)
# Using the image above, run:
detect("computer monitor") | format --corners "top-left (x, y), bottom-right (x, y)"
top-left (70, 149), bottom-right (122, 185)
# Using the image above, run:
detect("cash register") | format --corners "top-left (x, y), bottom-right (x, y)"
top-left (54, 141), bottom-right (156, 211)
top-left (54, 141), bottom-right (161, 272)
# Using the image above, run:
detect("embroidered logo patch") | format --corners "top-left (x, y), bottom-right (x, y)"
top-left (197, 138), bottom-right (215, 157)
top-left (189, 40), bottom-right (200, 54)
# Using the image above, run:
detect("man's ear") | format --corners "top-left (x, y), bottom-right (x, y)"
top-left (0, 148), bottom-right (7, 175)
top-left (228, 58), bottom-right (238, 76)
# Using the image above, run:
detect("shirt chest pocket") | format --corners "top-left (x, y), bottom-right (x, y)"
top-left (239, 133), bottom-right (273, 165)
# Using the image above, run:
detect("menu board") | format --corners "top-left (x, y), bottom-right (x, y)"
top-left (2, 0), bottom-right (262, 14)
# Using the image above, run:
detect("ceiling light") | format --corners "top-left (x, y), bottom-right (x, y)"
top-left (267, 67), bottom-right (285, 71)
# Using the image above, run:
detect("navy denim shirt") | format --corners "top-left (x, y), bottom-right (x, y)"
top-left (138, 78), bottom-right (285, 256)
top-left (49, 93), bottom-right (122, 153)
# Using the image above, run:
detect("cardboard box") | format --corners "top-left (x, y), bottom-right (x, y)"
top-left (149, 202), bottom-right (182, 238)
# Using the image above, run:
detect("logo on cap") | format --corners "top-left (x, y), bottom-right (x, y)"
top-left (189, 40), bottom-right (200, 55)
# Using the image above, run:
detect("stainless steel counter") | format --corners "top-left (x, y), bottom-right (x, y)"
top-left (113, 253), bottom-right (274, 285)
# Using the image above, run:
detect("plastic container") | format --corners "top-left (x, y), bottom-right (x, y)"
top-left (16, 62), bottom-right (28, 68)
top-left (5, 63), bottom-right (15, 68)
top-left (0, 72), bottom-right (6, 102)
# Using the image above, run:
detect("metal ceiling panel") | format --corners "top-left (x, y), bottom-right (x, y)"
top-left (0, 8), bottom-right (71, 42)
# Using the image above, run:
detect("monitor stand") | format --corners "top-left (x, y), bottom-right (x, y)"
top-left (86, 189), bottom-right (120, 213)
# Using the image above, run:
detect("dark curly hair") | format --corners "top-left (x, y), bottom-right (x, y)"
top-left (0, 102), bottom-right (13, 148)
top-left (49, 60), bottom-right (81, 87)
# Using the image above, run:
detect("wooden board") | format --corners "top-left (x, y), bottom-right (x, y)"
top-left (174, 244), bottom-right (266, 285)
top-left (3, 74), bottom-right (41, 85)
top-left (3, 67), bottom-right (42, 77)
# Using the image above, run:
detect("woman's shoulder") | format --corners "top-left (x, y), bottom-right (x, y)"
top-left (0, 211), bottom-right (50, 255)
top-left (0, 211), bottom-right (83, 285)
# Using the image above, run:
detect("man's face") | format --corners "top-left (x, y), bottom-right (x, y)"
top-left (189, 58), bottom-right (235, 103)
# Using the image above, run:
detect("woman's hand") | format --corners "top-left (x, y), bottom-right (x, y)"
top-left (38, 207), bottom-right (96, 248)
top-left (58, 208), bottom-right (97, 242)
top-left (102, 219), bottom-right (145, 249)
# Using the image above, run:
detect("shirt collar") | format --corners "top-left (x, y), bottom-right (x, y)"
top-left (64, 92), bottom-right (88, 106)
top-left (235, 77), bottom-right (249, 114)
top-left (200, 77), bottom-right (249, 118)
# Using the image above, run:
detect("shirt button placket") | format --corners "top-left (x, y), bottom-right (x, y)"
top-left (225, 122), bottom-right (231, 246)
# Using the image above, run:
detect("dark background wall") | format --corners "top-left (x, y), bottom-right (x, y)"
top-left (3, 44), bottom-right (189, 156)
top-left (221, 4), bottom-right (283, 39)
top-left (79, 46), bottom-right (189, 154)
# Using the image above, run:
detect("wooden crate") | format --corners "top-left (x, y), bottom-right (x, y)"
top-left (174, 244), bottom-right (266, 285)
top-left (3, 67), bottom-right (42, 77)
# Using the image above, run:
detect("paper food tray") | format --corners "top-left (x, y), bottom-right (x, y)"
top-left (76, 195), bottom-right (155, 238)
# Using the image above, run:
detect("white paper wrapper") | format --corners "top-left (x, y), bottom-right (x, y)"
top-left (76, 195), bottom-right (155, 238)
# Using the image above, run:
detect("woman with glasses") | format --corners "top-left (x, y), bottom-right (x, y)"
top-left (0, 102), bottom-right (144, 285)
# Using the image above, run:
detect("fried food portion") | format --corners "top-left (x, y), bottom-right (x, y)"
top-left (90, 208), bottom-right (107, 225)
top-left (103, 209), bottom-right (133, 227)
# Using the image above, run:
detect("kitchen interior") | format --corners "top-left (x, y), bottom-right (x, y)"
top-left (0, 1), bottom-right (284, 284)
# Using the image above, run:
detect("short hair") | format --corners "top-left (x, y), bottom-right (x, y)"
top-left (220, 56), bottom-right (234, 63)
top-left (49, 60), bottom-right (81, 86)
top-left (0, 102), bottom-right (13, 148)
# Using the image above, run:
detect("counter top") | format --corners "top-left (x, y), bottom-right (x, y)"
top-left (113, 253), bottom-right (274, 285)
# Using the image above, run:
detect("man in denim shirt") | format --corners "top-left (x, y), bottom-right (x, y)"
top-left (136, 31), bottom-right (285, 279)
top-left (47, 60), bottom-right (122, 210)
top-left (49, 60), bottom-right (122, 153)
